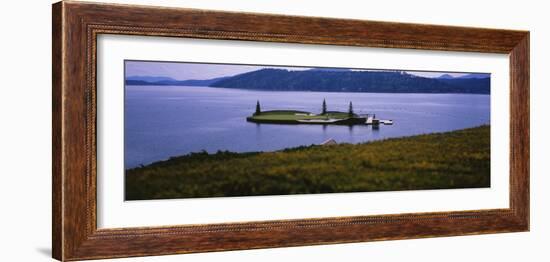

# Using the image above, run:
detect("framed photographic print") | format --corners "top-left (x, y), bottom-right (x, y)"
top-left (52, 1), bottom-right (529, 261)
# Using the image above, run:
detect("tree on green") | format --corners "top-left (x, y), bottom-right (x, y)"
top-left (348, 101), bottom-right (354, 117)
top-left (322, 99), bottom-right (327, 115)
top-left (255, 100), bottom-right (261, 115)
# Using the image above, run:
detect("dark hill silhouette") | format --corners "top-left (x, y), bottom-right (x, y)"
top-left (125, 69), bottom-right (490, 94)
top-left (210, 69), bottom-right (490, 94)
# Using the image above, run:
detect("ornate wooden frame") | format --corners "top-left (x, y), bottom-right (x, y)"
top-left (52, 1), bottom-right (529, 261)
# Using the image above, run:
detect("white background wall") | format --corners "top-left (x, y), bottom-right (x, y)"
top-left (0, 0), bottom-right (547, 261)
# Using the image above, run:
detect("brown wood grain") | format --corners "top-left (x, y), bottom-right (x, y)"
top-left (52, 1), bottom-right (530, 261)
top-left (52, 2), bottom-right (63, 260)
top-left (509, 34), bottom-right (530, 226)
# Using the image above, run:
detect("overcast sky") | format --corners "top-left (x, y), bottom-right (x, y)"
top-left (125, 60), bottom-right (474, 80)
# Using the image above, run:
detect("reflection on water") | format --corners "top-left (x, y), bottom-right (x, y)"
top-left (125, 86), bottom-right (490, 168)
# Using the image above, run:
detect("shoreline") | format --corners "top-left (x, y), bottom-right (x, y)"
top-left (125, 125), bottom-right (490, 200)
top-left (126, 125), bottom-right (490, 170)
top-left (126, 85), bottom-right (491, 95)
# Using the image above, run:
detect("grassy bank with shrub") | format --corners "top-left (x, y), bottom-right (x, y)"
top-left (125, 125), bottom-right (490, 200)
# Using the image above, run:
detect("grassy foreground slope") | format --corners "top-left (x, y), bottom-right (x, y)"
top-left (126, 125), bottom-right (490, 200)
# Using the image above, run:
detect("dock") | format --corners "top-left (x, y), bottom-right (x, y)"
top-left (366, 115), bottom-right (374, 125)
top-left (365, 114), bottom-right (393, 125)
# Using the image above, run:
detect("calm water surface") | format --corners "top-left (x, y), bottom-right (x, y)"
top-left (125, 86), bottom-right (490, 168)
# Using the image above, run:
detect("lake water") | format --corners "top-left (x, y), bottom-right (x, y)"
top-left (125, 86), bottom-right (490, 168)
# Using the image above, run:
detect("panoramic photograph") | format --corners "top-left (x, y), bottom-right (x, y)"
top-left (124, 60), bottom-right (491, 200)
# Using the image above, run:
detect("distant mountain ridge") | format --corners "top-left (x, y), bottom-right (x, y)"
top-left (126, 70), bottom-right (490, 94)
top-left (456, 73), bottom-right (491, 79)
top-left (438, 74), bottom-right (455, 79)
top-left (437, 73), bottom-right (490, 79)
top-left (126, 76), bottom-right (175, 82)
top-left (125, 76), bottom-right (230, 86)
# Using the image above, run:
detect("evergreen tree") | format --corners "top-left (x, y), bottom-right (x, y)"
top-left (348, 101), bottom-right (354, 117)
top-left (255, 100), bottom-right (261, 115)
top-left (322, 99), bottom-right (327, 115)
